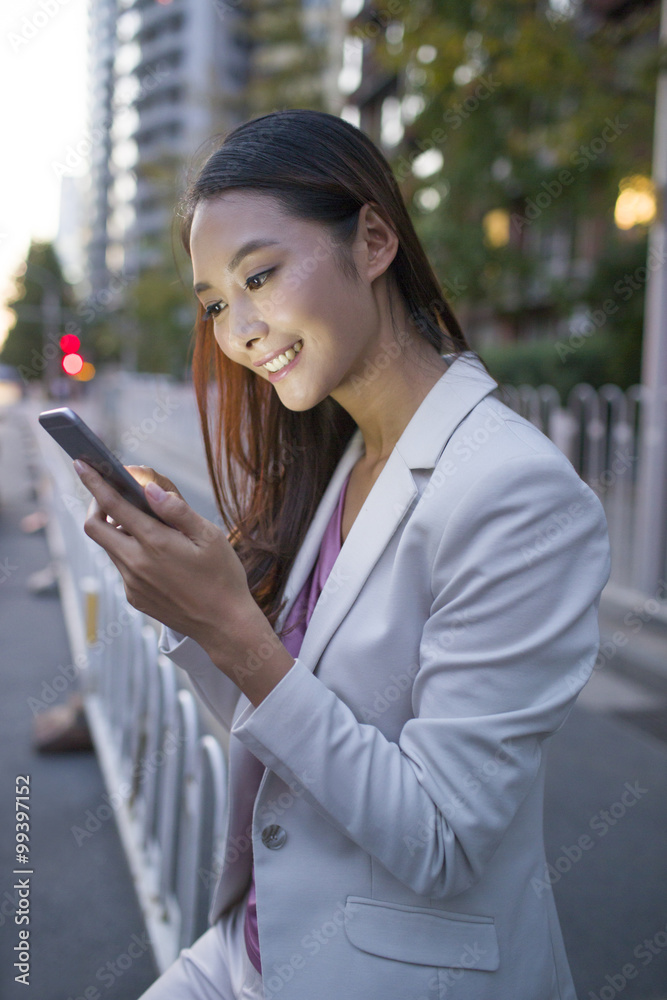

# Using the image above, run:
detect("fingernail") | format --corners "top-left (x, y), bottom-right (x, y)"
top-left (73, 459), bottom-right (86, 475)
top-left (145, 480), bottom-right (167, 501)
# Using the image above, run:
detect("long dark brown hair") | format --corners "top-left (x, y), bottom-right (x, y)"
top-left (177, 109), bottom-right (476, 634)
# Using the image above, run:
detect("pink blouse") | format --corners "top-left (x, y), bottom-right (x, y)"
top-left (243, 469), bottom-right (353, 974)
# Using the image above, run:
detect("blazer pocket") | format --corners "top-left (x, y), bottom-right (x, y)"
top-left (344, 897), bottom-right (500, 971)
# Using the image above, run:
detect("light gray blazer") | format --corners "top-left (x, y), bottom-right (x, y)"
top-left (160, 353), bottom-right (611, 1000)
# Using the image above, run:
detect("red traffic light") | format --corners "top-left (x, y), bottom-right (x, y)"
top-left (62, 353), bottom-right (84, 376)
top-left (60, 333), bottom-right (81, 353)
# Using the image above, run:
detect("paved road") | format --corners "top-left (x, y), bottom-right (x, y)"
top-left (545, 667), bottom-right (667, 998)
top-left (6, 396), bottom-right (667, 999)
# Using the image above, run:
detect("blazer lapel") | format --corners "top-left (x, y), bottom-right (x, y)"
top-left (274, 425), bottom-right (366, 631)
top-left (277, 353), bottom-right (499, 675)
top-left (296, 447), bottom-right (417, 669)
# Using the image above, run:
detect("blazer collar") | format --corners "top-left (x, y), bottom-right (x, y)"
top-left (274, 352), bottom-right (498, 669)
top-left (396, 351), bottom-right (498, 469)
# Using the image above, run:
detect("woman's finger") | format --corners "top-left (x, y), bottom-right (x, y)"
top-left (81, 487), bottom-right (143, 564)
top-left (75, 460), bottom-right (161, 546)
top-left (86, 497), bottom-right (126, 534)
top-left (125, 465), bottom-right (186, 503)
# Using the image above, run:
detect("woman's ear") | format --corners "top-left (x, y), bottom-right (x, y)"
top-left (356, 203), bottom-right (399, 282)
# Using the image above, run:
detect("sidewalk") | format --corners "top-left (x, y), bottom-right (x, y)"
top-left (0, 405), bottom-right (158, 1000)
top-left (598, 585), bottom-right (667, 745)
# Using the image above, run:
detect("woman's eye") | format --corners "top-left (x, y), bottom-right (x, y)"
top-left (202, 270), bottom-right (273, 321)
top-left (203, 302), bottom-right (224, 321)
top-left (246, 269), bottom-right (273, 290)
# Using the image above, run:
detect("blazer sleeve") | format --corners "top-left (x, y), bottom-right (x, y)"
top-left (158, 626), bottom-right (243, 731)
top-left (231, 451), bottom-right (612, 899)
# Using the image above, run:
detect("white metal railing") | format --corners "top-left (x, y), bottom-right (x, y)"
top-left (494, 381), bottom-right (655, 592)
top-left (36, 425), bottom-right (227, 973)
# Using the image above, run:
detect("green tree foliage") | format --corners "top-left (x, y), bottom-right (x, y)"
top-left (0, 242), bottom-right (76, 381)
top-left (370, 0), bottom-right (660, 391)
top-left (128, 262), bottom-right (194, 376)
top-left (118, 156), bottom-right (196, 376)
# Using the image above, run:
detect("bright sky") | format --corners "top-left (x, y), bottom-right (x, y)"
top-left (0, 0), bottom-right (88, 348)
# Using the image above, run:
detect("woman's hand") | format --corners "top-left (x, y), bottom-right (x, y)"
top-left (74, 459), bottom-right (295, 704)
top-left (101, 466), bottom-right (185, 534)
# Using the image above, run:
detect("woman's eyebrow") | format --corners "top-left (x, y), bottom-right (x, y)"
top-left (194, 239), bottom-right (281, 294)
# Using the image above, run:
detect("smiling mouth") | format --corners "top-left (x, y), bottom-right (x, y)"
top-left (262, 340), bottom-right (303, 373)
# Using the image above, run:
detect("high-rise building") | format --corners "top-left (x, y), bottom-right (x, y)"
top-left (86, 0), bottom-right (119, 301)
top-left (84, 0), bottom-right (250, 298)
top-left (110, 0), bottom-right (249, 278)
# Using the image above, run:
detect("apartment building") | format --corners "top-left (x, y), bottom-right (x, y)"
top-left (85, 0), bottom-right (249, 296)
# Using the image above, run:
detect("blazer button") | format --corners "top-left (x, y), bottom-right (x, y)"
top-left (261, 824), bottom-right (287, 850)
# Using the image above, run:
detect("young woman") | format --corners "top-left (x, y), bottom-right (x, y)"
top-left (76, 109), bottom-right (611, 1000)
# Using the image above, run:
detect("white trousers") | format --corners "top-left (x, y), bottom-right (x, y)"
top-left (138, 894), bottom-right (264, 1000)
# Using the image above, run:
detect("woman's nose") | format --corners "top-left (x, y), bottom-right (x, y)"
top-left (228, 306), bottom-right (269, 349)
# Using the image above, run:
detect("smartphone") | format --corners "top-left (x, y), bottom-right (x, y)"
top-left (38, 406), bottom-right (167, 523)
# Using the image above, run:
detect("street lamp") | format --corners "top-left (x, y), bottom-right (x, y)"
top-left (614, 175), bottom-right (657, 231)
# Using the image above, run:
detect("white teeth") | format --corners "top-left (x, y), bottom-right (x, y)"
top-left (264, 340), bottom-right (302, 372)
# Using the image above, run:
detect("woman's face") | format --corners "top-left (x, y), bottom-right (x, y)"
top-left (190, 190), bottom-right (392, 412)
